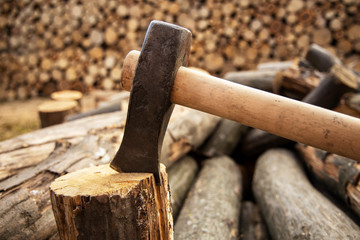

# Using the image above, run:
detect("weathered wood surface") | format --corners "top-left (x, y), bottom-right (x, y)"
top-left (199, 118), bottom-right (248, 157)
top-left (174, 156), bottom-right (242, 240)
top-left (223, 70), bottom-right (278, 92)
top-left (240, 128), bottom-right (293, 158)
top-left (273, 64), bottom-right (321, 100)
top-left (50, 164), bottom-right (173, 240)
top-left (296, 144), bottom-right (360, 219)
top-left (66, 91), bottom-right (130, 121)
top-left (167, 156), bottom-right (198, 220)
top-left (0, 106), bottom-right (219, 239)
top-left (239, 201), bottom-right (269, 240)
top-left (253, 149), bottom-right (360, 239)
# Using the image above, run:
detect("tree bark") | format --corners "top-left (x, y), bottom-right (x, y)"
top-left (0, 106), bottom-right (219, 239)
top-left (167, 156), bottom-right (198, 220)
top-left (174, 156), bottom-right (242, 240)
top-left (50, 164), bottom-right (172, 240)
top-left (199, 118), bottom-right (248, 157)
top-left (296, 144), bottom-right (360, 219)
top-left (223, 70), bottom-right (278, 92)
top-left (253, 149), bottom-right (360, 239)
top-left (240, 129), bottom-right (294, 158)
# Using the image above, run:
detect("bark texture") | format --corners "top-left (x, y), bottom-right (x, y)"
top-left (50, 164), bottom-right (172, 240)
top-left (296, 144), bottom-right (360, 218)
top-left (253, 149), bottom-right (360, 240)
top-left (167, 156), bottom-right (198, 220)
top-left (200, 118), bottom-right (248, 157)
top-left (174, 156), bottom-right (242, 240)
top-left (0, 106), bottom-right (218, 239)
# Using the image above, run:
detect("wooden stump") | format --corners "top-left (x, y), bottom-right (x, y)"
top-left (51, 90), bottom-right (83, 106)
top-left (50, 164), bottom-right (173, 240)
top-left (38, 100), bottom-right (77, 128)
top-left (51, 90), bottom-right (83, 102)
top-left (253, 149), bottom-right (360, 239)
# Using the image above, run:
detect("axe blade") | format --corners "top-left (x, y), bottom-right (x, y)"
top-left (110, 21), bottom-right (192, 184)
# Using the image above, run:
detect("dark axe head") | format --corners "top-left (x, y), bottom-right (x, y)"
top-left (110, 20), bottom-right (192, 184)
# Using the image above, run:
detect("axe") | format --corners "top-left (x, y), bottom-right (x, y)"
top-left (110, 21), bottom-right (360, 183)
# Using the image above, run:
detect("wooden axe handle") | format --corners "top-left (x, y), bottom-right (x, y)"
top-left (121, 50), bottom-right (360, 161)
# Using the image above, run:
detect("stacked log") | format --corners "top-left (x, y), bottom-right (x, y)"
top-left (0, 106), bottom-right (219, 239)
top-left (1, 0), bottom-right (360, 100)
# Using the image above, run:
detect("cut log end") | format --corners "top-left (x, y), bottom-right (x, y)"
top-left (38, 100), bottom-right (78, 128)
top-left (50, 163), bottom-right (173, 240)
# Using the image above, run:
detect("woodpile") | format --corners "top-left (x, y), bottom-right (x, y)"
top-left (1, 1), bottom-right (360, 238)
top-left (1, 0), bottom-right (360, 100)
top-left (1, 42), bottom-right (360, 238)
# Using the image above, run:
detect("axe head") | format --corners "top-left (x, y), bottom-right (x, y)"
top-left (110, 21), bottom-right (192, 184)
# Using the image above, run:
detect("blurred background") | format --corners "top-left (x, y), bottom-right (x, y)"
top-left (0, 0), bottom-right (359, 139)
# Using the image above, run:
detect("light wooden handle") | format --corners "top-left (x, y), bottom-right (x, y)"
top-left (121, 50), bottom-right (360, 161)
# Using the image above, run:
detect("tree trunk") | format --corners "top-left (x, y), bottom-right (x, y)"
top-left (38, 100), bottom-right (78, 128)
top-left (50, 164), bottom-right (173, 240)
top-left (174, 156), bottom-right (242, 240)
top-left (253, 149), bottom-right (360, 239)
top-left (296, 144), bottom-right (360, 219)
top-left (167, 156), bottom-right (198, 220)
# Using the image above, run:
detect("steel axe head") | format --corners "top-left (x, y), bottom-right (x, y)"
top-left (110, 20), bottom-right (192, 184)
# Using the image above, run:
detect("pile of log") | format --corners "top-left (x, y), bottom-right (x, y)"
top-left (1, 44), bottom-right (360, 238)
top-left (1, 0), bottom-right (360, 101)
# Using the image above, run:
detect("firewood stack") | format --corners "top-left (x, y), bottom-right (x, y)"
top-left (1, 43), bottom-right (360, 238)
top-left (1, 0), bottom-right (360, 101)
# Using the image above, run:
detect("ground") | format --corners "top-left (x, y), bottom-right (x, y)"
top-left (0, 98), bottom-right (44, 141)
top-left (0, 90), bottom-right (120, 141)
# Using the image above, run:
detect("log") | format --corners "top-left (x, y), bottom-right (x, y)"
top-left (223, 70), bottom-right (277, 92)
top-left (174, 156), bottom-right (242, 240)
top-left (66, 92), bottom-right (130, 121)
top-left (50, 90), bottom-right (83, 103)
top-left (199, 118), bottom-right (248, 157)
top-left (38, 100), bottom-right (78, 128)
top-left (296, 144), bottom-right (360, 219)
top-left (253, 149), bottom-right (360, 239)
top-left (256, 61), bottom-right (294, 71)
top-left (50, 164), bottom-right (173, 239)
top-left (0, 106), bottom-right (219, 239)
top-left (239, 201), bottom-right (269, 240)
top-left (273, 64), bottom-right (321, 100)
top-left (167, 156), bottom-right (198, 220)
top-left (240, 129), bottom-right (294, 158)
top-left (302, 63), bottom-right (358, 109)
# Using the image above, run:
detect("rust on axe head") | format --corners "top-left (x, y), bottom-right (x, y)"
top-left (110, 20), bottom-right (192, 184)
